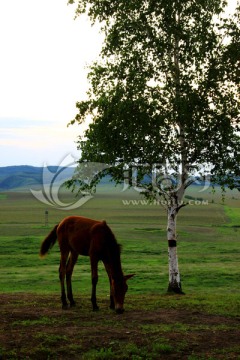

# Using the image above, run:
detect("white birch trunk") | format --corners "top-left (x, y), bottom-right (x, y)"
top-left (167, 204), bottom-right (183, 293)
top-left (165, 5), bottom-right (185, 294)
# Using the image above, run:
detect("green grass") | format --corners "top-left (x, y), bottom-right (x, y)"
top-left (0, 186), bottom-right (240, 359)
top-left (0, 186), bottom-right (240, 298)
top-left (224, 206), bottom-right (240, 227)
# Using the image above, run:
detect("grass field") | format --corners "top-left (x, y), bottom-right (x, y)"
top-left (0, 185), bottom-right (240, 359)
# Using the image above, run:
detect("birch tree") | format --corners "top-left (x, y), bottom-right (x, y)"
top-left (67, 0), bottom-right (240, 293)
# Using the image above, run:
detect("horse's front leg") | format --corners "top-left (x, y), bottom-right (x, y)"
top-left (90, 256), bottom-right (99, 311)
top-left (103, 262), bottom-right (115, 309)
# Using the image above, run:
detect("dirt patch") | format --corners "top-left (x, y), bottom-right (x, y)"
top-left (0, 293), bottom-right (240, 359)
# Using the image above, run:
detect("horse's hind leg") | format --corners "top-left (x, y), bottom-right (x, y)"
top-left (90, 255), bottom-right (99, 311)
top-left (66, 251), bottom-right (78, 307)
top-left (59, 251), bottom-right (69, 309)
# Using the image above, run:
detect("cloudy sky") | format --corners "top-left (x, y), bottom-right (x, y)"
top-left (0, 0), bottom-right (102, 167)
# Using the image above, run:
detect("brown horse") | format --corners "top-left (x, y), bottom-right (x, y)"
top-left (40, 215), bottom-right (134, 314)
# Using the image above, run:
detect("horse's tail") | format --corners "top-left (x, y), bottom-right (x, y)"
top-left (39, 224), bottom-right (58, 258)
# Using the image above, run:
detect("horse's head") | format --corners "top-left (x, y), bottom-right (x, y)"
top-left (112, 274), bottom-right (135, 314)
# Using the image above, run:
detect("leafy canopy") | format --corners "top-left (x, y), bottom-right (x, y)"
top-left (68, 0), bottom-right (240, 196)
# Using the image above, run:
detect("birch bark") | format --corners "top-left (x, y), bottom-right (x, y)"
top-left (167, 203), bottom-right (183, 293)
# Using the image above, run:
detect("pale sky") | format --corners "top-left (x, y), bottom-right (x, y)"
top-left (0, 0), bottom-right (102, 167)
top-left (0, 0), bottom-right (237, 167)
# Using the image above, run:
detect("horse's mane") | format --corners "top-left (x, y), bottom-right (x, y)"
top-left (102, 221), bottom-right (122, 253)
top-left (92, 221), bottom-right (123, 275)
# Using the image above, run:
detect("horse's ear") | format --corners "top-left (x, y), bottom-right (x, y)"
top-left (124, 274), bottom-right (135, 281)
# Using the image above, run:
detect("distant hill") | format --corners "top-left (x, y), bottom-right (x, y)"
top-left (0, 165), bottom-right (115, 191)
top-left (0, 165), bottom-right (213, 191)
top-left (0, 166), bottom-right (75, 191)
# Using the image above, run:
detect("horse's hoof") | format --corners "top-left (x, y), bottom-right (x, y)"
top-left (116, 308), bottom-right (124, 314)
top-left (70, 302), bottom-right (76, 307)
top-left (93, 306), bottom-right (99, 311)
top-left (62, 304), bottom-right (69, 310)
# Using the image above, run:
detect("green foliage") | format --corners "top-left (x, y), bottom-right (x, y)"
top-left (68, 0), bottom-right (240, 197)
